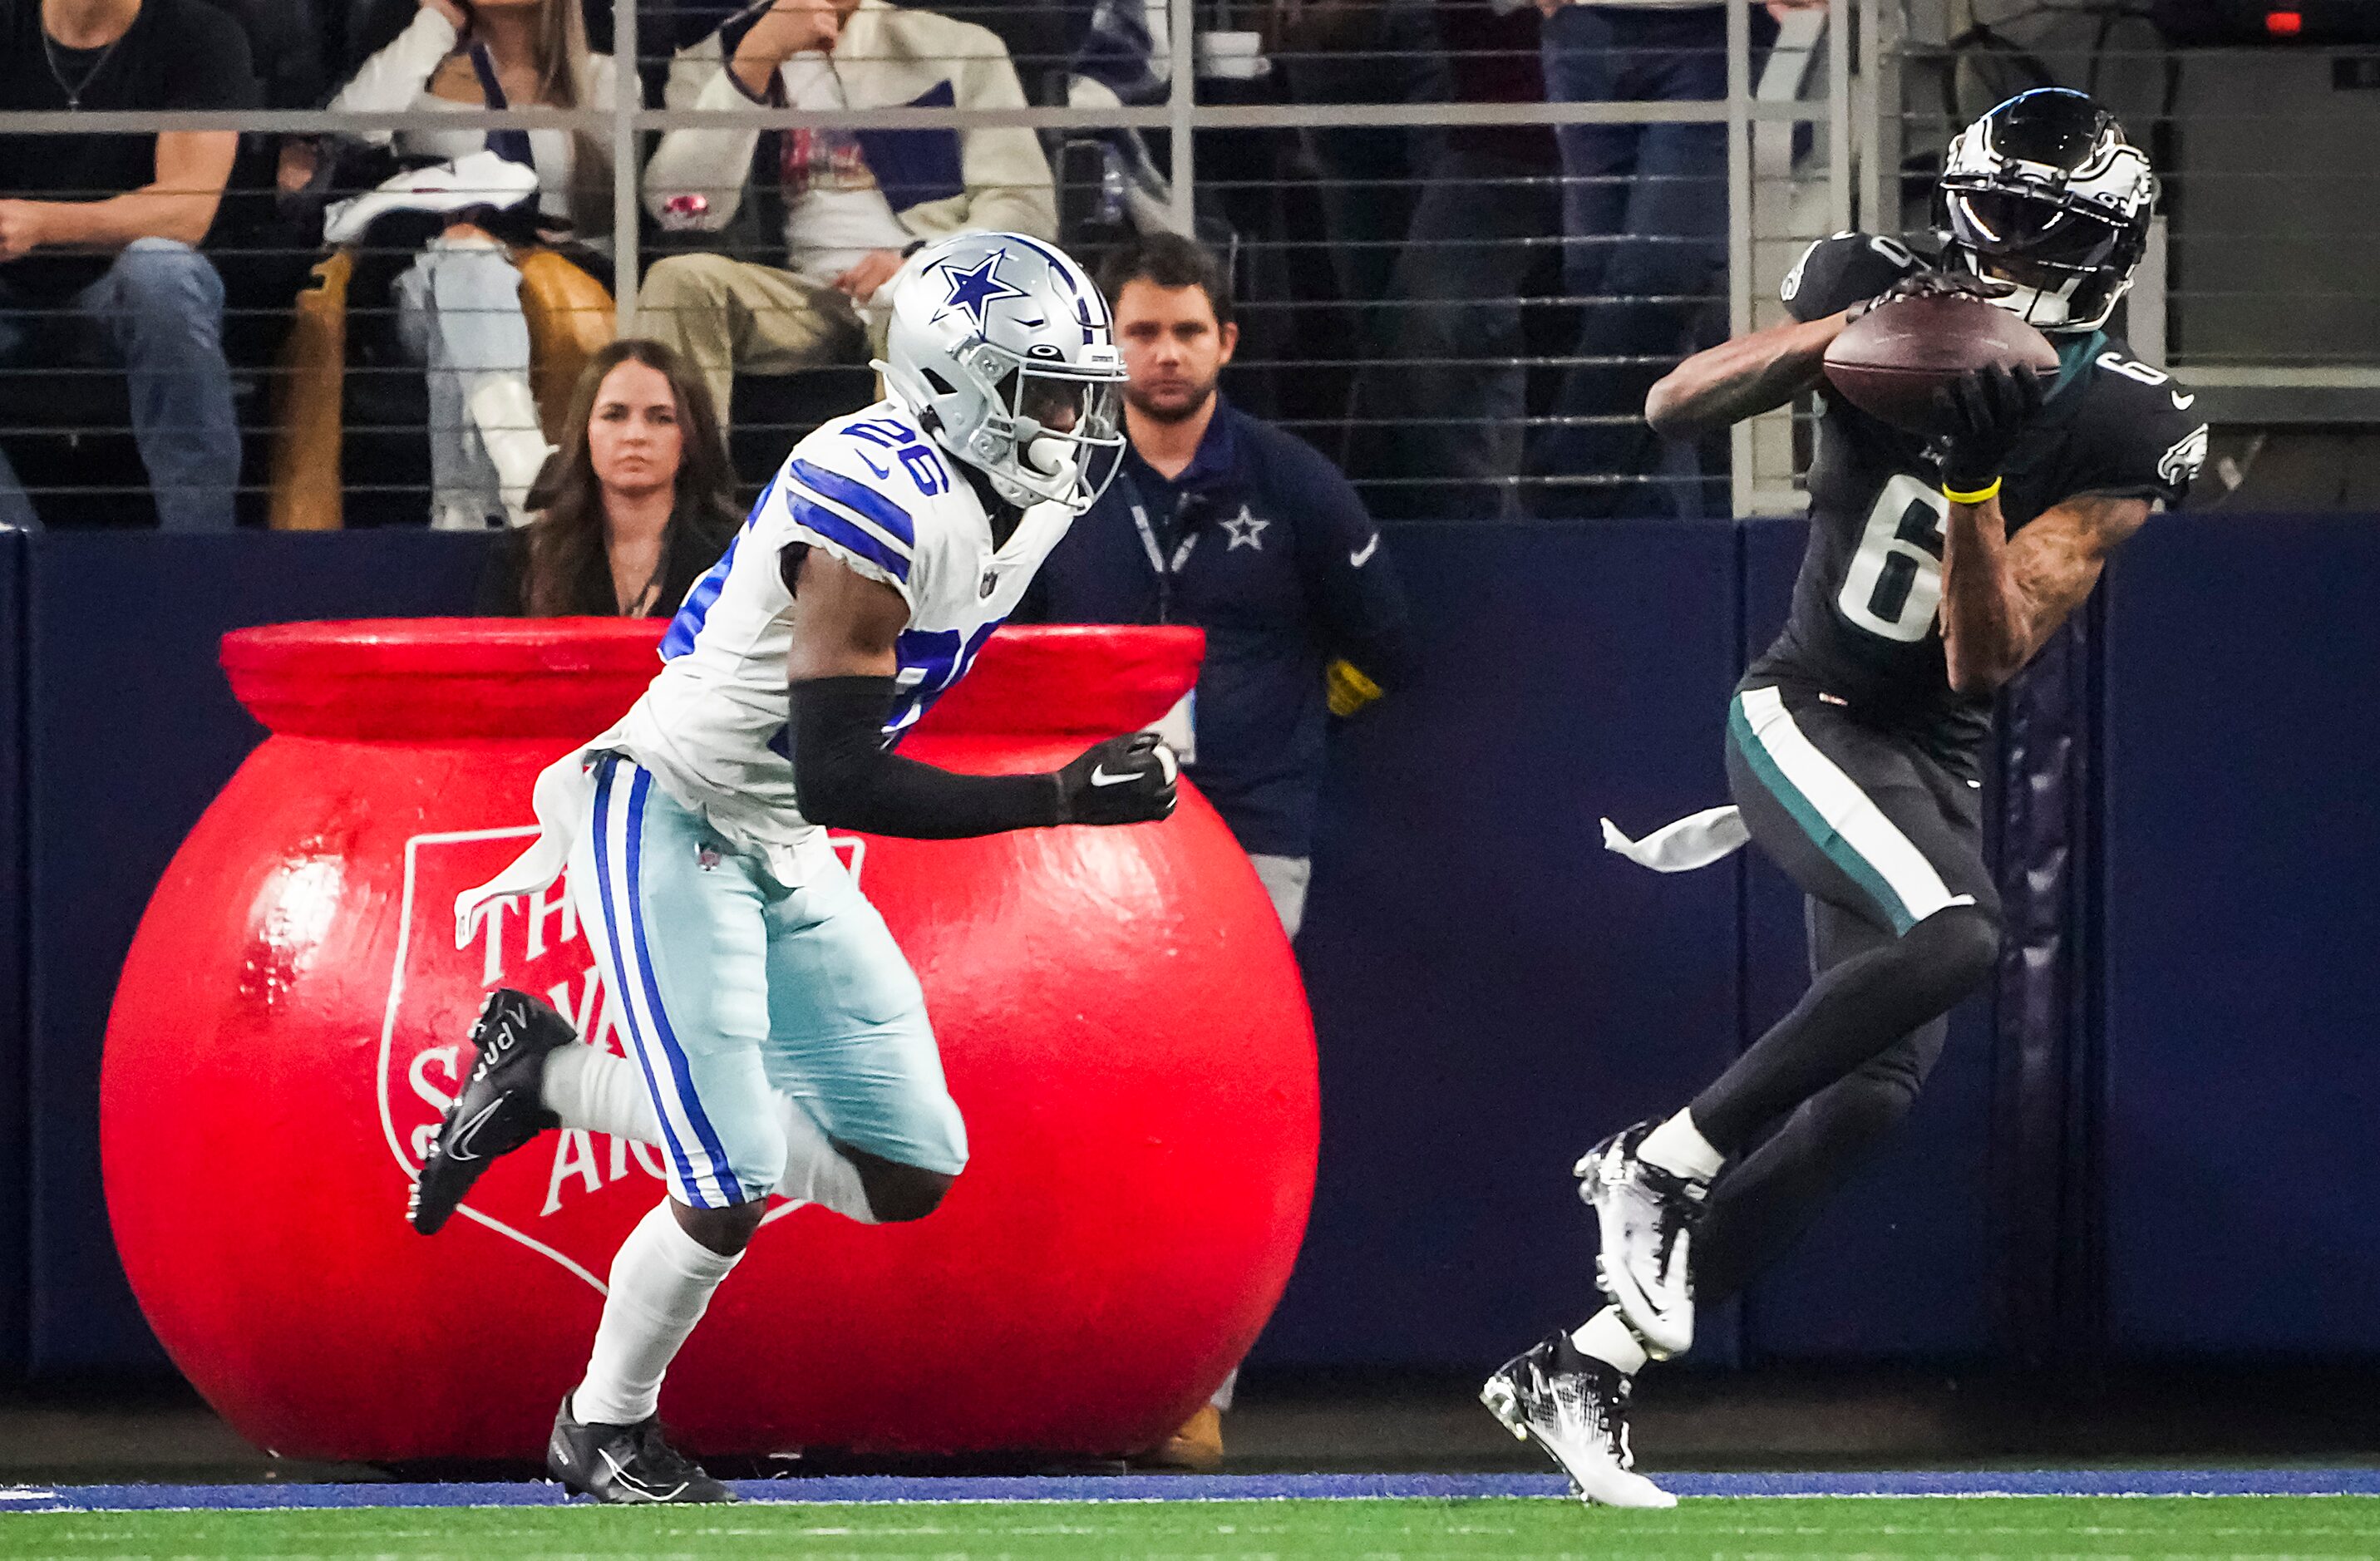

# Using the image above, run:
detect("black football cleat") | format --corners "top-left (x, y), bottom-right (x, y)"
top-left (409, 987), bottom-right (570, 1234)
top-left (548, 1392), bottom-right (734, 1504)
top-left (1481, 1333), bottom-right (1673, 1509)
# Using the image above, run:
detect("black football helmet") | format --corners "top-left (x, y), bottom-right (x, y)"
top-left (1937, 88), bottom-right (2156, 332)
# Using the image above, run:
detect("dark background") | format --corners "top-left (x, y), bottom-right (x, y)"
top-left (0, 516), bottom-right (2371, 1386)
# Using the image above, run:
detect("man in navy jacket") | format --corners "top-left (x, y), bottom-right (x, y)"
top-left (1018, 227), bottom-right (1415, 1471)
top-left (1020, 232), bottom-right (1414, 943)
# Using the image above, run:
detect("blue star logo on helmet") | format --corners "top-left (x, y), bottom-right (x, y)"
top-left (936, 252), bottom-right (1029, 330)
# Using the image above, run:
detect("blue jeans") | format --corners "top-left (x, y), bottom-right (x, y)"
top-left (1356, 147), bottom-right (1559, 520)
top-left (395, 234), bottom-right (549, 529)
top-left (1530, 5), bottom-right (1767, 519)
top-left (0, 239), bottom-right (239, 531)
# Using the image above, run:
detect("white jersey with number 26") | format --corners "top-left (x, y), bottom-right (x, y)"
top-left (592, 399), bottom-right (1077, 878)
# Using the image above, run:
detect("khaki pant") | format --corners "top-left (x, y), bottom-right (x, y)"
top-left (1248, 853), bottom-right (1311, 941)
top-left (633, 253), bottom-right (874, 431)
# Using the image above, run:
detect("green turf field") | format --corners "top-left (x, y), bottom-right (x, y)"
top-left (3, 1496), bottom-right (2378, 1560)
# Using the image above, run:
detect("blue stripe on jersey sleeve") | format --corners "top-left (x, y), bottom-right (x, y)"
top-left (791, 495), bottom-right (913, 585)
top-left (791, 458), bottom-right (917, 548)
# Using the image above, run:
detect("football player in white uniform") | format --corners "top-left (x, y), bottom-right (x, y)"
top-left (410, 232), bottom-right (1178, 1504)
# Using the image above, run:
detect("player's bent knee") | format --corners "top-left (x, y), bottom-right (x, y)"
top-left (1906, 903), bottom-right (2000, 994)
top-left (672, 1195), bottom-right (768, 1256)
top-left (846, 1150), bottom-right (954, 1224)
top-left (1821, 1067), bottom-right (1925, 1145)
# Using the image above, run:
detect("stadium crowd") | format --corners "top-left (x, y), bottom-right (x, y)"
top-left (0, 0), bottom-right (1791, 531)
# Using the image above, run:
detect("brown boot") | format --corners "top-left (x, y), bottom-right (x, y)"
top-left (1134, 1403), bottom-right (1224, 1472)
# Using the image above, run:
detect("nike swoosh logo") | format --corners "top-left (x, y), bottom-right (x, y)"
top-left (1089, 766), bottom-right (1139, 787)
top-left (2171, 391), bottom-right (2195, 410)
top-left (1349, 534), bottom-right (1379, 568)
top-left (855, 451), bottom-right (891, 480)
top-left (445, 1097), bottom-right (507, 1162)
top-left (598, 1448), bottom-right (687, 1503)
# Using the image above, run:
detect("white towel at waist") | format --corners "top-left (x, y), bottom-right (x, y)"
top-left (1600, 805), bottom-right (1749, 873)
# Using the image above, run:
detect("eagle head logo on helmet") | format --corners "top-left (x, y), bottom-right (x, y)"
top-left (875, 233), bottom-right (1128, 515)
top-left (1937, 86), bottom-right (2156, 333)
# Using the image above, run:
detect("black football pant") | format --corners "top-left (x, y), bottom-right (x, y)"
top-left (1687, 682), bottom-right (2003, 1305)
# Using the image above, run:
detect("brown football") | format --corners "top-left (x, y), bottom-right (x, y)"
top-left (1821, 293), bottom-right (2060, 435)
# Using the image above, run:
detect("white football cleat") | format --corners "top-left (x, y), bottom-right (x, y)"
top-left (1579, 1125), bottom-right (1707, 1360)
top-left (1481, 1334), bottom-right (1675, 1509)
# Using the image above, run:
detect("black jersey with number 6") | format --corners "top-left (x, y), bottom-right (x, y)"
top-left (1752, 231), bottom-right (2209, 771)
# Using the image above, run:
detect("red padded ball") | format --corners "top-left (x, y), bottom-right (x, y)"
top-left (101, 621), bottom-right (1317, 1464)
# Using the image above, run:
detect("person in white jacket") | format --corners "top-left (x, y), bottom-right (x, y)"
top-left (637, 0), bottom-right (1058, 431)
top-left (323, 0), bottom-right (618, 529)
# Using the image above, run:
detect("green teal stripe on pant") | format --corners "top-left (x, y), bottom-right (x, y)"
top-left (1727, 694), bottom-right (1918, 934)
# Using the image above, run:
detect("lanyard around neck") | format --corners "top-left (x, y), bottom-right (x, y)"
top-left (1116, 465), bottom-right (1198, 624)
top-left (467, 42), bottom-right (538, 169)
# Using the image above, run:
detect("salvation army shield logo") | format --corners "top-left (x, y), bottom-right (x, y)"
top-left (374, 825), bottom-right (863, 1291)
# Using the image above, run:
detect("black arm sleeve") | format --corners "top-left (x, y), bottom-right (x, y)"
top-left (789, 675), bottom-right (1065, 839)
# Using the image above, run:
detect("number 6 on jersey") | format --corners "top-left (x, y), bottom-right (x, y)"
top-left (1837, 474), bottom-right (1951, 643)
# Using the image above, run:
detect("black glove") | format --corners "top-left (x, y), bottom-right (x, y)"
top-left (1849, 267), bottom-right (2013, 322)
top-left (1936, 362), bottom-right (2046, 493)
top-left (1056, 732), bottom-right (1179, 825)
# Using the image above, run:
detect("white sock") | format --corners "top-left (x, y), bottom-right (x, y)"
top-left (1638, 1108), bottom-right (1724, 1183)
top-left (775, 1095), bottom-right (875, 1223)
top-left (541, 1044), bottom-right (659, 1144)
top-left (1571, 1306), bottom-right (1649, 1376)
top-left (571, 1201), bottom-right (742, 1426)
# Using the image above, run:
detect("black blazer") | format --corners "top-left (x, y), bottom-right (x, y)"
top-left (475, 516), bottom-right (734, 618)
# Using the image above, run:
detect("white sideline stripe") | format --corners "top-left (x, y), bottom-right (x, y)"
top-left (1737, 687), bottom-right (1971, 926)
top-left (601, 771), bottom-right (732, 1209)
top-left (614, 771), bottom-right (738, 1209)
top-left (595, 767), bottom-right (734, 1209)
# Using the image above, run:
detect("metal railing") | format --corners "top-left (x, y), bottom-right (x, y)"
top-left (0, 0), bottom-right (2366, 527)
top-left (0, 0), bottom-right (1860, 526)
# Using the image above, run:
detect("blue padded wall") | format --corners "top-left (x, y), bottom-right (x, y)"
top-left (1728, 517), bottom-right (1997, 1363)
top-left (1257, 520), bottom-right (1749, 1369)
top-left (0, 534), bottom-right (24, 1377)
top-left (15, 514), bottom-right (2378, 1378)
top-left (23, 533), bottom-right (490, 1375)
top-left (2100, 515), bottom-right (2380, 1356)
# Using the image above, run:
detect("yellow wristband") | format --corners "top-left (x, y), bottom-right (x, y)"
top-left (1941, 476), bottom-right (2003, 505)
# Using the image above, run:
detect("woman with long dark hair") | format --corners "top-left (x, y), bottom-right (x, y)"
top-left (479, 339), bottom-right (741, 617)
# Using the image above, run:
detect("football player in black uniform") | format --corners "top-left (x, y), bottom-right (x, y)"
top-left (1481, 89), bottom-right (2210, 1506)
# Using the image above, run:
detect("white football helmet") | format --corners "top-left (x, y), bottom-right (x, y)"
top-left (876, 232), bottom-right (1127, 514)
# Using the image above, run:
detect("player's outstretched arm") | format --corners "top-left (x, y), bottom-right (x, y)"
top-left (1643, 313), bottom-right (1849, 440)
top-left (783, 548), bottom-right (1177, 837)
top-left (1648, 266), bottom-right (2001, 439)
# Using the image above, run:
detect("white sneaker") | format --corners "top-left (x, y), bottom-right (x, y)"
top-left (323, 149), bottom-right (539, 247)
top-left (1481, 1334), bottom-right (1674, 1509)
top-left (1579, 1125), bottom-right (1706, 1360)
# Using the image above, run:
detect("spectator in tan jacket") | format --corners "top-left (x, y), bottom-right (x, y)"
top-left (637, 0), bottom-right (1059, 430)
